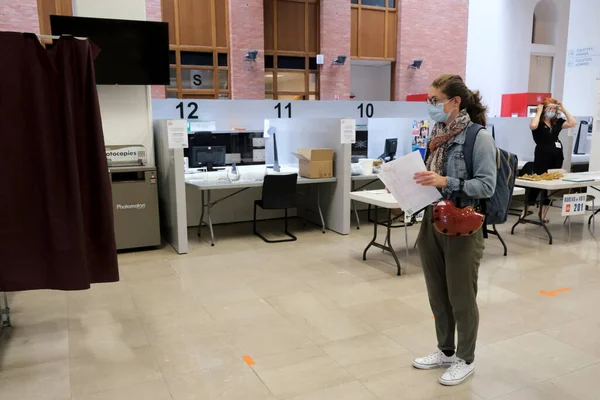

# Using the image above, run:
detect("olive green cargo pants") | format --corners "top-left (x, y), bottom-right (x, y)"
top-left (417, 207), bottom-right (485, 364)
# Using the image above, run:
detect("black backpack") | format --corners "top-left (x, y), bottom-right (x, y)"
top-left (463, 123), bottom-right (518, 226)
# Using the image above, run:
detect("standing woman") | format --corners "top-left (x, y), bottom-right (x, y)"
top-left (412, 74), bottom-right (497, 386)
top-left (528, 99), bottom-right (577, 221)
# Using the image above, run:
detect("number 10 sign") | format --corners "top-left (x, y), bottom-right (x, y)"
top-left (562, 194), bottom-right (587, 216)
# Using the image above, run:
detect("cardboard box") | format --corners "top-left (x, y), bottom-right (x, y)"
top-left (293, 148), bottom-right (334, 179)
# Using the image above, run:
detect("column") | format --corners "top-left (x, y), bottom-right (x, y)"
top-left (229, 0), bottom-right (265, 99)
top-left (394, 0), bottom-right (468, 100)
top-left (319, 0), bottom-right (351, 100)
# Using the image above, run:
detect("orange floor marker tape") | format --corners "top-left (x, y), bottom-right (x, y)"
top-left (242, 355), bottom-right (256, 366)
top-left (539, 288), bottom-right (572, 297)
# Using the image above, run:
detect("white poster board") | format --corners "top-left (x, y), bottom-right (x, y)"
top-left (167, 119), bottom-right (188, 149)
top-left (341, 118), bottom-right (356, 144)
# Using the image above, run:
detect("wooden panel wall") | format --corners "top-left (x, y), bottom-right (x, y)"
top-left (178, 0), bottom-right (212, 46)
top-left (214, 0), bottom-right (228, 48)
top-left (350, 0), bottom-right (397, 60)
top-left (37, 0), bottom-right (73, 35)
top-left (264, 0), bottom-right (275, 50)
top-left (161, 0), bottom-right (176, 44)
top-left (264, 0), bottom-right (320, 100)
top-left (265, 0), bottom-right (319, 54)
top-left (162, 0), bottom-right (230, 99)
top-left (277, 1), bottom-right (305, 52)
top-left (307, 2), bottom-right (318, 53)
top-left (360, 9), bottom-right (385, 58)
top-left (350, 8), bottom-right (358, 57)
top-left (386, 11), bottom-right (397, 58)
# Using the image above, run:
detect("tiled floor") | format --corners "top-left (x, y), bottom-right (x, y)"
top-left (1, 211), bottom-right (600, 400)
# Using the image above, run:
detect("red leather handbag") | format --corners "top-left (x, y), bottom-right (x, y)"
top-left (432, 201), bottom-right (485, 236)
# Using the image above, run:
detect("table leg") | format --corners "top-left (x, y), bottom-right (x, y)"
top-left (386, 209), bottom-right (401, 276)
top-left (363, 206), bottom-right (378, 261)
top-left (511, 189), bottom-right (529, 235)
top-left (352, 200), bottom-right (360, 230)
top-left (511, 189), bottom-right (552, 244)
top-left (538, 197), bottom-right (553, 245)
top-left (589, 208), bottom-right (600, 226)
top-left (207, 190), bottom-right (215, 247)
top-left (198, 190), bottom-right (205, 237)
top-left (362, 207), bottom-right (402, 276)
top-left (317, 184), bottom-right (326, 233)
top-left (404, 218), bottom-right (409, 260)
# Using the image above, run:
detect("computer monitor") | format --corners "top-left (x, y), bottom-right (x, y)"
top-left (190, 146), bottom-right (226, 171)
top-left (574, 120), bottom-right (591, 155)
top-left (380, 138), bottom-right (398, 162)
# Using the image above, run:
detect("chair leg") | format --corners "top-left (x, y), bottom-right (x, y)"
top-left (494, 225), bottom-right (508, 257)
top-left (254, 207), bottom-right (297, 243)
top-left (253, 203), bottom-right (258, 235)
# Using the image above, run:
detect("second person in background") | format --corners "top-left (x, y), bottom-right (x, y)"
top-left (528, 99), bottom-right (577, 222)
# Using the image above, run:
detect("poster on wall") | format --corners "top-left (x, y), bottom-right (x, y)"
top-left (341, 118), bottom-right (356, 144)
top-left (566, 46), bottom-right (600, 69)
top-left (411, 119), bottom-right (430, 158)
top-left (167, 120), bottom-right (188, 149)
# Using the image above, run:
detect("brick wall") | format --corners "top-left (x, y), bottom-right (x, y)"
top-left (229, 0), bottom-right (265, 99)
top-left (319, 0), bottom-right (351, 100)
top-left (394, 0), bottom-right (468, 100)
top-left (0, 0), bottom-right (40, 34)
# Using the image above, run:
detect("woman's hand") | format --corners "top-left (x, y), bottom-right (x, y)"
top-left (531, 104), bottom-right (543, 129)
top-left (414, 171), bottom-right (448, 188)
top-left (559, 102), bottom-right (577, 128)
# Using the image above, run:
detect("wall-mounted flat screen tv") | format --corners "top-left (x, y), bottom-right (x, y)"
top-left (50, 15), bottom-right (169, 85)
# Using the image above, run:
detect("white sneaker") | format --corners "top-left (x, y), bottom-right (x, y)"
top-left (412, 350), bottom-right (457, 370)
top-left (439, 359), bottom-right (474, 386)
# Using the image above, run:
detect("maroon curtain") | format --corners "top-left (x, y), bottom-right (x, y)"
top-left (0, 32), bottom-right (118, 291)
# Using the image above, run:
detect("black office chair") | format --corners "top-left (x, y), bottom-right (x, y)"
top-left (253, 174), bottom-right (298, 243)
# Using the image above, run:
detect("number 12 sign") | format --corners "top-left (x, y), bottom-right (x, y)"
top-left (562, 194), bottom-right (587, 216)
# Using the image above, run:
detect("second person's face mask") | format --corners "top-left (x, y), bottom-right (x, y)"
top-left (545, 110), bottom-right (556, 119)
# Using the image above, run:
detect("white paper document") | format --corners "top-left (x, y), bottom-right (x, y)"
top-left (377, 151), bottom-right (441, 216)
top-left (340, 118), bottom-right (356, 144)
top-left (167, 119), bottom-right (188, 149)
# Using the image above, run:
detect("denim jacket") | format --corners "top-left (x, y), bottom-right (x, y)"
top-left (439, 123), bottom-right (497, 207)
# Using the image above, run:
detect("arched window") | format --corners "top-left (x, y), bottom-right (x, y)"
top-left (532, 0), bottom-right (557, 45)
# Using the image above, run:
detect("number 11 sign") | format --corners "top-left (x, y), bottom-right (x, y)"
top-left (562, 194), bottom-right (587, 216)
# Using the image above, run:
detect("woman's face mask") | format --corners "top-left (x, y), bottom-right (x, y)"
top-left (428, 99), bottom-right (452, 123)
top-left (545, 106), bottom-right (558, 119)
